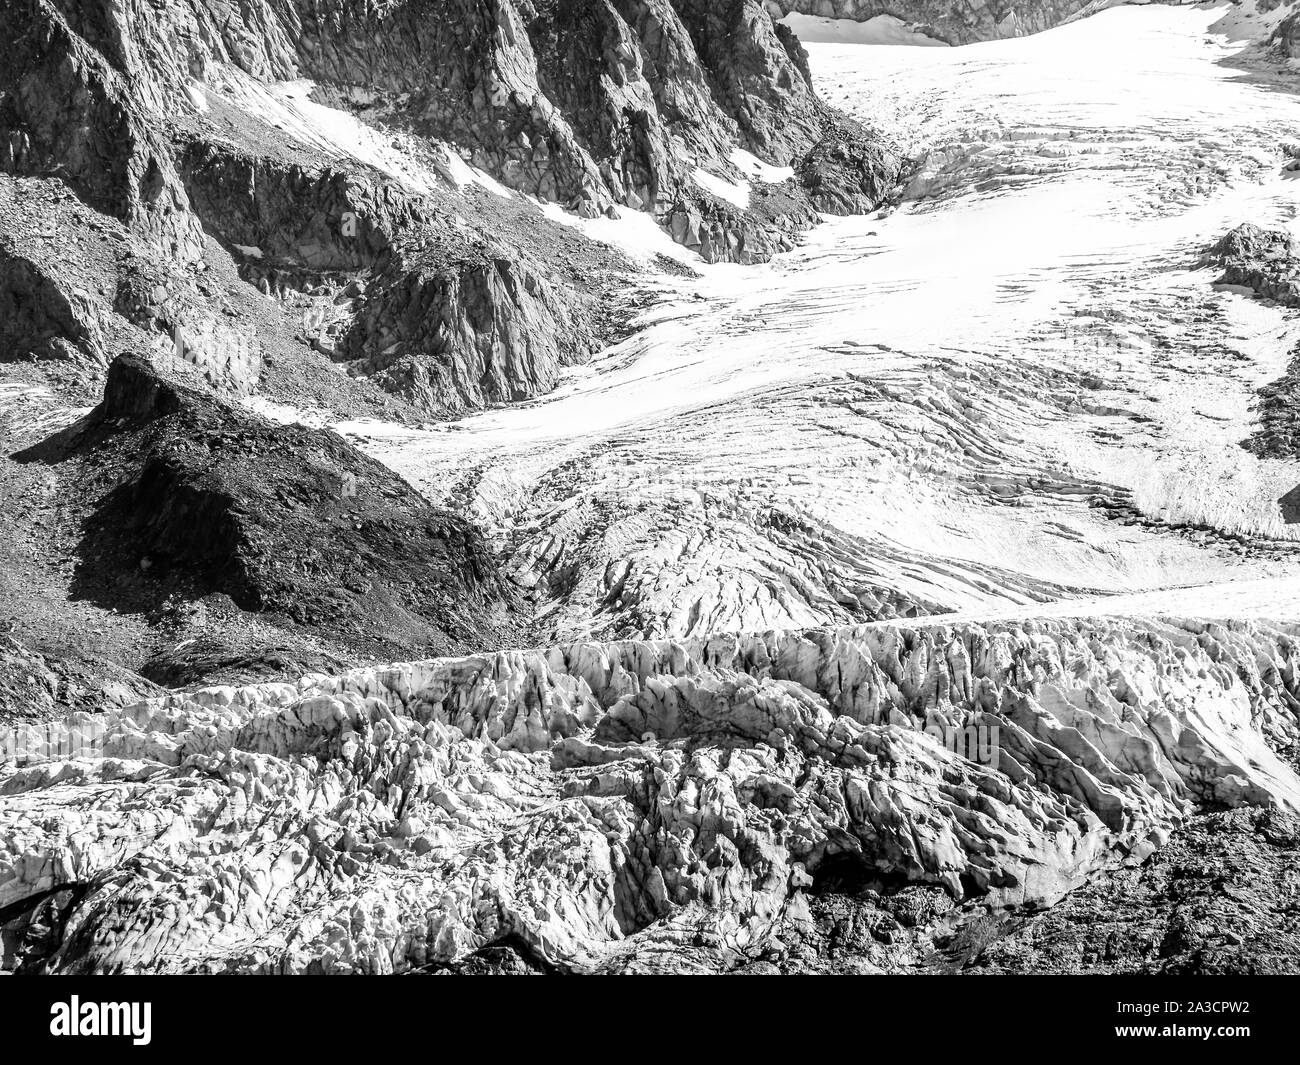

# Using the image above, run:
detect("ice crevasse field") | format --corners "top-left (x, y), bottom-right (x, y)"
top-left (265, 3), bottom-right (1300, 640)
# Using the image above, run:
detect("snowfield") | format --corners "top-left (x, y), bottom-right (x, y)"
top-left (333, 4), bottom-right (1300, 641)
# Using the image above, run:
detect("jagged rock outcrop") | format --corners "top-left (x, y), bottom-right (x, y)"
top-left (2, 615), bottom-right (1296, 973)
top-left (6, 0), bottom-right (901, 252)
top-left (668, 0), bottom-right (824, 162)
top-left (0, 0), bottom-right (206, 260)
top-left (180, 131), bottom-right (619, 411)
top-left (198, 0), bottom-right (856, 225)
top-left (765, 0), bottom-right (1099, 45)
top-left (342, 253), bottom-right (598, 413)
top-left (176, 140), bottom-right (412, 278)
top-left (1204, 222), bottom-right (1300, 306)
top-left (0, 174), bottom-right (140, 372)
top-left (797, 117), bottom-right (901, 213)
top-left (664, 183), bottom-right (823, 264)
top-left (1274, 8), bottom-right (1300, 57)
top-left (0, 248), bottom-right (105, 364)
top-left (0, 171), bottom-right (266, 393)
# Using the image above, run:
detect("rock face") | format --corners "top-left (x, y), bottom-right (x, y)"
top-left (0, 0), bottom-right (206, 261)
top-left (1274, 9), bottom-right (1300, 57)
top-left (766, 0), bottom-right (1098, 45)
top-left (175, 133), bottom-right (626, 414)
top-left (340, 250), bottom-right (599, 413)
top-left (2, 615), bottom-right (1296, 973)
top-left (0, 249), bottom-right (105, 365)
top-left (797, 117), bottom-right (901, 213)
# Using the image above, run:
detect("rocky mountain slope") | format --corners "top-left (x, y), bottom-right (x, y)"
top-left (4, 350), bottom-right (526, 702)
top-left (0, 0), bottom-right (901, 417)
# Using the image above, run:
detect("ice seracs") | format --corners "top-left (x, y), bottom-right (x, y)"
top-left (3, 614), bottom-right (1297, 972)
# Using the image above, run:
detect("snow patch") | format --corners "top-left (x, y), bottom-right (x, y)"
top-left (730, 148), bottom-right (795, 184)
top-left (0, 382), bottom-right (91, 437)
top-left (537, 200), bottom-right (705, 268)
top-left (210, 71), bottom-right (512, 201)
top-left (437, 146), bottom-right (514, 198)
top-left (241, 395), bottom-right (333, 428)
top-left (692, 166), bottom-right (750, 209)
top-left (184, 80), bottom-right (209, 113)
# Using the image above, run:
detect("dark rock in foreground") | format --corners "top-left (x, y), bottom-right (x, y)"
top-left (64, 354), bottom-right (525, 667)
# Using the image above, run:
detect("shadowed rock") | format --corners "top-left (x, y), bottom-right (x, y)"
top-left (53, 354), bottom-right (524, 664)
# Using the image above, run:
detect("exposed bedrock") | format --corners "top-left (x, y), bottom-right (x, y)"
top-left (765, 0), bottom-right (1099, 45)
top-left (340, 254), bottom-right (598, 414)
top-left (0, 103), bottom-right (609, 414)
top-left (0, 171), bottom-right (268, 394)
top-left (0, 248), bottom-right (107, 365)
top-left (177, 141), bottom-right (414, 277)
top-left (177, 138), bottom-right (604, 412)
top-left (1274, 9), bottom-right (1300, 57)
top-left (664, 183), bottom-right (823, 264)
top-left (797, 117), bottom-right (903, 214)
top-left (0, 0), bottom-right (206, 260)
top-left (113, 250), bottom-right (264, 394)
top-left (2, 615), bottom-right (1296, 972)
top-left (4, 0), bottom-right (902, 257)
top-left (1204, 221), bottom-right (1300, 307)
top-left (179, 138), bottom-right (609, 411)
